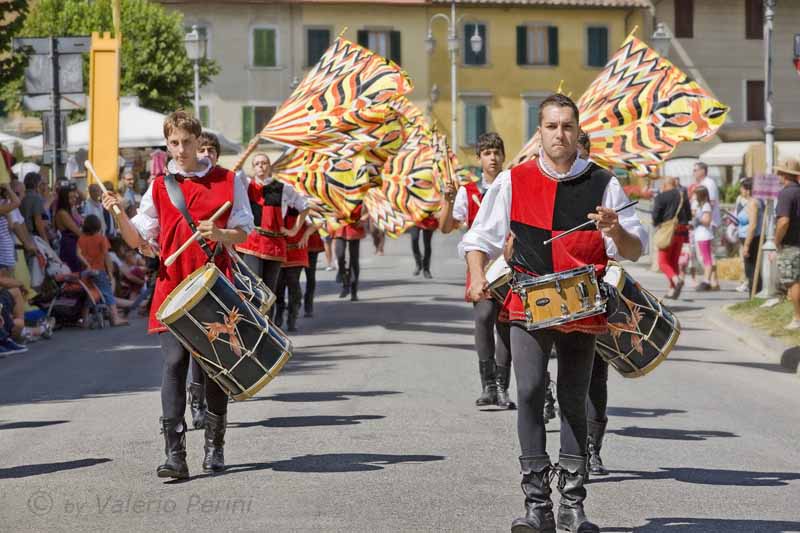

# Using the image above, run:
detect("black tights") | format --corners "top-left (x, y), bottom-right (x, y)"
top-left (409, 227), bottom-right (433, 270)
top-left (473, 299), bottom-right (511, 367)
top-left (304, 251), bottom-right (319, 313)
top-left (161, 333), bottom-right (228, 419)
top-left (276, 267), bottom-right (303, 315)
top-left (511, 326), bottom-right (595, 457)
top-left (587, 353), bottom-right (608, 423)
top-left (334, 238), bottom-right (360, 283)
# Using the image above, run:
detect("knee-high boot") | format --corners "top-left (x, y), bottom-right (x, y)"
top-left (555, 454), bottom-right (599, 533)
top-left (339, 269), bottom-right (351, 298)
top-left (475, 359), bottom-right (497, 406)
top-left (511, 455), bottom-right (555, 533)
top-left (156, 417), bottom-right (189, 479)
top-left (495, 365), bottom-right (516, 410)
top-left (187, 381), bottom-right (207, 430)
top-left (202, 411), bottom-right (226, 473)
top-left (586, 419), bottom-right (608, 476)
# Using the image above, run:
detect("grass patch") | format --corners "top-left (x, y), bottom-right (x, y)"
top-left (727, 298), bottom-right (800, 345)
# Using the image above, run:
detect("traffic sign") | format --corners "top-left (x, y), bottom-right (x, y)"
top-left (13, 36), bottom-right (91, 54)
top-left (22, 53), bottom-right (83, 95)
top-left (753, 173), bottom-right (782, 201)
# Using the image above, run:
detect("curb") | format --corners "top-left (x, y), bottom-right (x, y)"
top-left (706, 304), bottom-right (800, 378)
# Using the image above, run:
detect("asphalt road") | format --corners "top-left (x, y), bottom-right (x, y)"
top-left (1, 232), bottom-right (799, 533)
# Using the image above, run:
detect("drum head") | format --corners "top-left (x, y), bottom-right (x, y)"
top-left (157, 265), bottom-right (219, 324)
top-left (485, 256), bottom-right (510, 284)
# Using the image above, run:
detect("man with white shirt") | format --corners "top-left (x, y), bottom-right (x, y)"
top-left (439, 132), bottom-right (514, 410)
top-left (103, 111), bottom-right (254, 479)
top-left (693, 162), bottom-right (721, 289)
top-left (462, 94), bottom-right (647, 533)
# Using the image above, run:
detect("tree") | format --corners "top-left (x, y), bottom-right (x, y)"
top-left (0, 0), bottom-right (29, 117)
top-left (2, 0), bottom-right (219, 115)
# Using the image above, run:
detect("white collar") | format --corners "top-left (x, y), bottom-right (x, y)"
top-left (537, 150), bottom-right (591, 181)
top-left (167, 157), bottom-right (212, 178)
top-left (254, 175), bottom-right (274, 186)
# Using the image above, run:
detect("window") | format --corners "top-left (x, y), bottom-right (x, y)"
top-left (242, 105), bottom-right (277, 141)
top-left (746, 80), bottom-right (764, 122)
top-left (199, 105), bottom-right (210, 128)
top-left (252, 27), bottom-right (277, 67)
top-left (464, 103), bottom-right (488, 146)
top-left (463, 23), bottom-right (487, 66)
top-left (306, 28), bottom-right (331, 66)
top-left (674, 0), bottom-right (694, 38)
top-left (745, 0), bottom-right (763, 40)
top-left (587, 26), bottom-right (608, 67)
top-left (516, 25), bottom-right (558, 66)
top-left (357, 29), bottom-right (401, 65)
top-left (525, 99), bottom-right (544, 140)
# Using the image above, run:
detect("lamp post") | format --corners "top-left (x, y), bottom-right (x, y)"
top-left (425, 0), bottom-right (483, 151)
top-left (184, 25), bottom-right (207, 119)
top-left (649, 23), bottom-right (672, 271)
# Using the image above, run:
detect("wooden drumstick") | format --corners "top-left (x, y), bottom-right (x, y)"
top-left (84, 160), bottom-right (122, 215)
top-left (542, 200), bottom-right (638, 246)
top-left (164, 201), bottom-right (232, 267)
top-left (471, 193), bottom-right (482, 208)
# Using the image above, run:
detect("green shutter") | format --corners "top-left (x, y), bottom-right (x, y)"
top-left (357, 30), bottom-right (369, 48)
top-left (477, 105), bottom-right (487, 138)
top-left (547, 26), bottom-right (559, 66)
top-left (588, 27), bottom-right (608, 67)
top-left (516, 26), bottom-right (527, 65)
top-left (465, 105), bottom-right (477, 145)
top-left (242, 106), bottom-right (254, 142)
top-left (527, 103), bottom-right (539, 139)
top-left (307, 29), bottom-right (330, 66)
top-left (253, 28), bottom-right (276, 67)
top-left (389, 31), bottom-right (402, 65)
top-left (199, 105), bottom-right (210, 127)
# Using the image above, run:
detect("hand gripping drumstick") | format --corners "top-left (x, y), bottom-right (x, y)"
top-left (163, 201), bottom-right (232, 267)
top-left (84, 160), bottom-right (122, 216)
top-left (542, 200), bottom-right (638, 246)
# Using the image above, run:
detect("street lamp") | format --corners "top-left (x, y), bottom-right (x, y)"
top-left (184, 25), bottom-right (207, 119)
top-left (425, 1), bottom-right (483, 151)
top-left (651, 22), bottom-right (672, 58)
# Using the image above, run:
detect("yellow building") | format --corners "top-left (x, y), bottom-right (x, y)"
top-left (426, 0), bottom-right (649, 167)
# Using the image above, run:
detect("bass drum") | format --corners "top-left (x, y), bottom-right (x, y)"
top-left (156, 264), bottom-right (291, 401)
top-left (597, 262), bottom-right (681, 378)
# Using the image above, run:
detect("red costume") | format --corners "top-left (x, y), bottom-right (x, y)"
top-left (235, 180), bottom-right (287, 262)
top-left (283, 208), bottom-right (309, 268)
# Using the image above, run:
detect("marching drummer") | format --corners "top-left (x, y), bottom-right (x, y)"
top-left (461, 94), bottom-right (647, 533)
top-left (102, 111), bottom-right (254, 480)
top-left (439, 132), bottom-right (514, 410)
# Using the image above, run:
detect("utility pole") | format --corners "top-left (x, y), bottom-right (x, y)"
top-left (759, 0), bottom-right (778, 298)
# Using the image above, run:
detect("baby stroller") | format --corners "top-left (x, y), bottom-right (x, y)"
top-left (29, 236), bottom-right (108, 329)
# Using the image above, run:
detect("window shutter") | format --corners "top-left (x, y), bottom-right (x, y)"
top-left (253, 29), bottom-right (266, 66)
top-left (477, 105), bottom-right (487, 138)
top-left (527, 103), bottom-right (539, 139)
top-left (389, 30), bottom-right (402, 65)
top-left (307, 29), bottom-right (330, 66)
top-left (242, 106), bottom-right (254, 142)
top-left (674, 0), bottom-right (694, 38)
top-left (465, 105), bottom-right (477, 146)
top-left (264, 28), bottom-right (276, 66)
top-left (357, 30), bottom-right (369, 48)
top-left (199, 105), bottom-right (209, 127)
top-left (588, 27), bottom-right (608, 67)
top-left (516, 26), bottom-right (527, 65)
top-left (745, 0), bottom-right (763, 40)
top-left (547, 26), bottom-right (559, 66)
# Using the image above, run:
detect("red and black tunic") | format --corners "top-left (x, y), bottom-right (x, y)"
top-left (283, 207), bottom-right (309, 268)
top-left (236, 179), bottom-right (287, 262)
top-left (503, 159), bottom-right (610, 334)
top-left (307, 230), bottom-right (325, 253)
top-left (333, 205), bottom-right (366, 241)
top-left (464, 181), bottom-right (485, 301)
top-left (149, 167), bottom-right (234, 334)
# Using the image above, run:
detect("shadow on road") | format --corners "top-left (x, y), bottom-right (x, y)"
top-left (269, 452), bottom-right (446, 473)
top-left (605, 408), bottom-right (686, 418)
top-left (603, 517), bottom-right (800, 532)
top-left (610, 427), bottom-right (737, 441)
top-left (669, 357), bottom-right (796, 375)
top-left (0, 420), bottom-right (69, 430)
top-left (259, 390), bottom-right (402, 403)
top-left (0, 458), bottom-right (111, 479)
top-left (591, 467), bottom-right (800, 487)
top-left (230, 414), bottom-right (385, 428)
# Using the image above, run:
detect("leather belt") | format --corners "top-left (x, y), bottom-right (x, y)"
top-left (255, 227), bottom-right (284, 238)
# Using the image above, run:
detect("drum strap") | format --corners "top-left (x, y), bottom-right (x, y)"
top-left (163, 173), bottom-right (217, 261)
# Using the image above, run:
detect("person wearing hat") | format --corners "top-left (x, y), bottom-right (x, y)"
top-left (775, 158), bottom-right (800, 330)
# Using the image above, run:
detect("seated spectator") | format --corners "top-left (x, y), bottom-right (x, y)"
top-left (77, 215), bottom-right (128, 327)
top-left (54, 184), bottom-right (84, 272)
top-left (0, 183), bottom-right (22, 273)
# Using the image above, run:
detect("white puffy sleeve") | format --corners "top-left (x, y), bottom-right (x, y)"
top-left (227, 171), bottom-right (255, 233)
top-left (451, 186), bottom-right (468, 223)
top-left (130, 182), bottom-right (159, 242)
top-left (602, 177), bottom-right (649, 259)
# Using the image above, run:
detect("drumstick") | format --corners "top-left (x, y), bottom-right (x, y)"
top-left (543, 200), bottom-right (638, 246)
top-left (471, 193), bottom-right (482, 208)
top-left (84, 160), bottom-right (122, 215)
top-left (164, 201), bottom-right (232, 267)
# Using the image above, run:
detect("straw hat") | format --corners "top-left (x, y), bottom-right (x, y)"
top-left (775, 158), bottom-right (800, 176)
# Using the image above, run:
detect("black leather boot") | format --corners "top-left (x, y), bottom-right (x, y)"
top-left (555, 454), bottom-right (599, 533)
top-left (495, 365), bottom-right (517, 410)
top-left (187, 382), bottom-right (206, 430)
top-left (350, 280), bottom-right (358, 301)
top-left (202, 411), bottom-right (226, 473)
top-left (587, 419), bottom-right (608, 477)
top-left (543, 375), bottom-right (557, 423)
top-left (511, 455), bottom-right (555, 533)
top-left (274, 303), bottom-right (285, 328)
top-left (304, 293), bottom-right (313, 317)
top-left (287, 304), bottom-right (299, 332)
top-left (475, 359), bottom-right (498, 406)
top-left (156, 417), bottom-right (189, 479)
top-left (339, 270), bottom-right (351, 298)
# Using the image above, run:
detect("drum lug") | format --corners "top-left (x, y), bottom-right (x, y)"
top-left (525, 310), bottom-right (532, 321)
top-left (577, 282), bottom-right (590, 308)
top-left (561, 303), bottom-right (569, 316)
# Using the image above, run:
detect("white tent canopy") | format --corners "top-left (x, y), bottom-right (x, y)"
top-left (698, 141), bottom-right (754, 166)
top-left (0, 132), bottom-right (24, 150)
top-left (23, 97), bottom-right (240, 156)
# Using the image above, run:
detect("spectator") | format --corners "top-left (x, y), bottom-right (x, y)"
top-left (692, 186), bottom-right (715, 291)
top-left (20, 172), bottom-right (50, 242)
top-left (0, 183), bottom-right (21, 273)
top-left (83, 183), bottom-right (116, 238)
top-left (735, 178), bottom-right (763, 294)
top-left (692, 162), bottom-right (721, 289)
top-left (119, 169), bottom-right (140, 210)
top-left (652, 177), bottom-right (691, 298)
top-left (54, 184), bottom-right (84, 272)
top-left (77, 215), bottom-right (127, 327)
top-left (774, 159), bottom-right (800, 330)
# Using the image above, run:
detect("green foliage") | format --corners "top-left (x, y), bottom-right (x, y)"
top-left (720, 182), bottom-right (740, 204)
top-left (0, 0), bottom-right (29, 117)
top-left (2, 0), bottom-right (219, 115)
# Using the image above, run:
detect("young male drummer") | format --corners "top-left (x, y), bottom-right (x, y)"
top-left (103, 111), bottom-right (254, 479)
top-left (439, 132), bottom-right (514, 409)
top-left (461, 94), bottom-right (647, 533)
